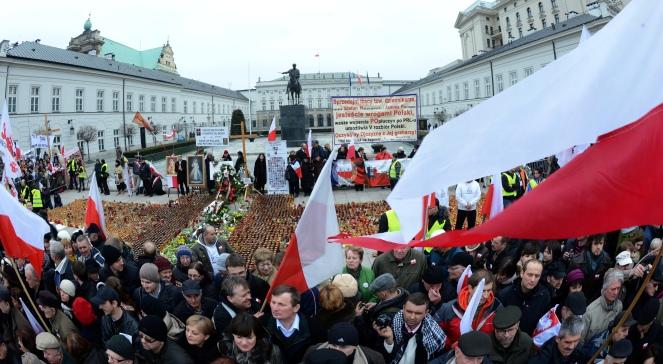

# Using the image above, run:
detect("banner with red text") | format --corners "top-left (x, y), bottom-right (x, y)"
top-left (332, 95), bottom-right (418, 145)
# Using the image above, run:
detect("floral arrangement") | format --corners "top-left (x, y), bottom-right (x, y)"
top-left (213, 164), bottom-right (245, 203)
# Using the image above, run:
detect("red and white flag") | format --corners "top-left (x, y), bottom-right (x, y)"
top-left (0, 186), bottom-right (50, 276)
top-left (147, 161), bottom-right (163, 178)
top-left (457, 265), bottom-right (473, 295)
top-left (291, 161), bottom-right (302, 179)
top-left (60, 145), bottom-right (65, 158)
top-left (85, 173), bottom-right (106, 231)
top-left (267, 117), bottom-right (277, 142)
top-left (163, 129), bottom-right (176, 141)
top-left (481, 173), bottom-right (504, 219)
top-left (356, 73), bottom-right (363, 85)
top-left (532, 305), bottom-right (560, 347)
top-left (347, 138), bottom-right (356, 161)
top-left (306, 129), bottom-right (312, 158)
top-left (0, 100), bottom-right (22, 180)
top-left (268, 148), bottom-right (344, 294)
top-left (460, 278), bottom-right (485, 334)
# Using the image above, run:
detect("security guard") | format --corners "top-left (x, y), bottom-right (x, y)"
top-left (77, 161), bottom-right (87, 192)
top-left (99, 159), bottom-right (110, 195)
top-left (67, 157), bottom-right (78, 190)
top-left (19, 179), bottom-right (30, 205)
top-left (30, 182), bottom-right (44, 214)
top-left (388, 156), bottom-right (402, 190)
top-left (501, 168), bottom-right (523, 207)
top-left (527, 168), bottom-right (544, 192)
top-left (378, 198), bottom-right (450, 239)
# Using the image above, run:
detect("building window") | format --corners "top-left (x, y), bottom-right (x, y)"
top-left (527, 7), bottom-right (532, 17)
top-left (51, 87), bottom-right (61, 113)
top-left (183, 101), bottom-right (188, 114)
top-left (484, 77), bottom-right (492, 96)
top-left (171, 97), bottom-right (176, 112)
top-left (463, 82), bottom-right (469, 100)
top-left (485, 25), bottom-right (489, 34)
top-left (539, 2), bottom-right (544, 12)
top-left (438, 90), bottom-right (443, 104)
top-left (150, 96), bottom-right (156, 112)
top-left (518, 28), bottom-right (523, 37)
top-left (97, 90), bottom-right (104, 112)
top-left (454, 84), bottom-right (460, 101)
top-left (474, 79), bottom-right (480, 98)
top-left (317, 114), bottom-right (324, 127)
top-left (509, 71), bottom-right (518, 86)
top-left (97, 130), bottom-right (105, 151)
top-left (7, 85), bottom-right (17, 113)
top-left (75, 88), bottom-right (84, 112)
top-left (326, 114), bottom-right (332, 127)
top-left (307, 98), bottom-right (312, 109)
top-left (113, 129), bottom-right (120, 148)
top-left (128, 134), bottom-right (134, 146)
top-left (30, 86), bottom-right (40, 113)
top-left (516, 12), bottom-right (521, 22)
top-left (161, 97), bottom-right (167, 112)
top-left (113, 91), bottom-right (119, 112)
top-left (425, 94), bottom-right (430, 106)
top-left (496, 74), bottom-right (504, 93)
top-left (446, 86), bottom-right (452, 102)
top-left (139, 95), bottom-right (146, 112)
top-left (524, 67), bottom-right (533, 77)
top-left (261, 100), bottom-right (266, 111)
top-left (506, 16), bottom-right (511, 27)
top-left (193, 101), bottom-right (197, 114)
top-left (126, 94), bottom-right (133, 112)
top-left (270, 100), bottom-right (274, 110)
top-left (308, 115), bottom-right (314, 127)
top-left (317, 98), bottom-right (322, 108)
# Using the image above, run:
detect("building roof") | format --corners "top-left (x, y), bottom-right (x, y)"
top-left (267, 72), bottom-right (364, 82)
top-left (100, 38), bottom-right (163, 70)
top-left (6, 41), bottom-right (247, 100)
top-left (394, 14), bottom-right (599, 94)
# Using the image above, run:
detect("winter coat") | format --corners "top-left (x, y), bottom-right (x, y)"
top-left (133, 282), bottom-right (183, 314)
top-left (372, 249), bottom-right (427, 290)
top-left (304, 342), bottom-right (385, 364)
top-left (136, 339), bottom-right (194, 364)
top-left (264, 313), bottom-right (324, 364)
top-left (50, 310), bottom-right (79, 342)
top-left (527, 336), bottom-right (583, 364)
top-left (581, 294), bottom-right (622, 343)
top-left (212, 296), bottom-right (259, 332)
top-left (497, 280), bottom-right (551, 336)
top-left (489, 330), bottom-right (535, 364)
top-left (218, 333), bottom-right (283, 364)
top-left (434, 285), bottom-right (501, 350)
top-left (99, 261), bottom-right (140, 293)
top-left (253, 158), bottom-right (267, 189)
top-left (172, 296), bottom-right (218, 324)
top-left (178, 336), bottom-right (223, 364)
top-left (191, 238), bottom-right (234, 275)
top-left (354, 288), bottom-right (409, 348)
top-left (568, 250), bottom-right (612, 302)
top-left (100, 310), bottom-right (139, 342)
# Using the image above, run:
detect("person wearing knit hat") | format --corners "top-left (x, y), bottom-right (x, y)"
top-left (56, 229), bottom-right (71, 242)
top-left (100, 245), bottom-right (122, 265)
top-left (154, 255), bottom-right (174, 284)
top-left (58, 279), bottom-right (76, 319)
top-left (173, 245), bottom-right (194, 283)
top-left (71, 297), bottom-right (97, 326)
top-left (331, 274), bottom-right (358, 298)
top-left (134, 263), bottom-right (183, 313)
top-left (407, 265), bottom-right (446, 311)
top-left (105, 335), bottom-right (134, 362)
top-left (137, 315), bottom-right (193, 363)
top-left (566, 268), bottom-right (585, 292)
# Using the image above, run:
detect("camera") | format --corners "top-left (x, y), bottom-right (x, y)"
top-left (374, 313), bottom-right (392, 329)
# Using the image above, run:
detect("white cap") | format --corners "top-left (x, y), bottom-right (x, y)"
top-left (615, 251), bottom-right (633, 267)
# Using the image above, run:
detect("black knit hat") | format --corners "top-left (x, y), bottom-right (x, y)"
top-left (105, 335), bottom-right (134, 360)
top-left (139, 315), bottom-right (167, 343)
top-left (101, 245), bottom-right (122, 264)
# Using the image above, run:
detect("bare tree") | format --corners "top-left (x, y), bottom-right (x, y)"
top-left (77, 125), bottom-right (98, 161)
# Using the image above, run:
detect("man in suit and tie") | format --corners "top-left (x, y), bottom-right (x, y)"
top-left (175, 156), bottom-right (189, 195)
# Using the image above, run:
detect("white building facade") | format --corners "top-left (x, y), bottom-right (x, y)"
top-left (0, 41), bottom-right (248, 159)
top-left (246, 72), bottom-right (410, 134)
top-left (395, 13), bottom-right (612, 127)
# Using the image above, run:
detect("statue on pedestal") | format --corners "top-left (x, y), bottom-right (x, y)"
top-left (282, 63), bottom-right (301, 105)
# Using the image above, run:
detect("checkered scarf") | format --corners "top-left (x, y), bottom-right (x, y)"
top-left (392, 311), bottom-right (446, 361)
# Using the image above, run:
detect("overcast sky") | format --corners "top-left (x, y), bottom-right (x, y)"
top-left (3, 0), bottom-right (477, 90)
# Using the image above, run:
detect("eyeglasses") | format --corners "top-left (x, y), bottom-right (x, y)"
top-left (495, 325), bottom-right (519, 334)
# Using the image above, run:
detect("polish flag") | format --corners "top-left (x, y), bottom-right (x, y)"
top-left (268, 148), bottom-right (344, 294)
top-left (532, 305), bottom-right (560, 347)
top-left (291, 161), bottom-right (302, 179)
top-left (481, 173), bottom-right (504, 220)
top-left (0, 186), bottom-right (50, 276)
top-left (60, 145), bottom-right (65, 158)
top-left (147, 161), bottom-right (163, 178)
top-left (456, 265), bottom-right (473, 295)
top-left (267, 117), bottom-right (277, 141)
top-left (347, 138), bottom-right (356, 161)
top-left (163, 129), bottom-right (176, 141)
top-left (460, 278), bottom-right (485, 334)
top-left (0, 101), bottom-right (22, 180)
top-left (85, 172), bottom-right (106, 230)
top-left (306, 129), bottom-right (312, 158)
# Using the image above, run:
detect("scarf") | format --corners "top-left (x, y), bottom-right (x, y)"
top-left (457, 285), bottom-right (495, 329)
top-left (586, 250), bottom-right (602, 273)
top-left (391, 311), bottom-right (446, 362)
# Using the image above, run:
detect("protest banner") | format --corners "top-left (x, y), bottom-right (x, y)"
top-left (265, 141), bottom-right (289, 194)
top-left (332, 95), bottom-right (418, 145)
top-left (195, 127), bottom-right (230, 147)
top-left (335, 158), bottom-right (411, 187)
top-left (30, 135), bottom-right (55, 149)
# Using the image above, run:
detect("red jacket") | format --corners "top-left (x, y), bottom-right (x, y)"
top-left (434, 285), bottom-right (500, 350)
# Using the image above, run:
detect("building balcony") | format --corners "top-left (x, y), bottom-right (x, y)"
top-left (552, 4), bottom-right (560, 13)
top-left (539, 11), bottom-right (546, 18)
top-left (516, 19), bottom-right (523, 27)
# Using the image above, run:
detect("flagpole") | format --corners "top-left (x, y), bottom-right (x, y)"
top-left (8, 258), bottom-right (51, 333)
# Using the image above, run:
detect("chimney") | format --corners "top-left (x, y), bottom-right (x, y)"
top-left (0, 40), bottom-right (9, 57)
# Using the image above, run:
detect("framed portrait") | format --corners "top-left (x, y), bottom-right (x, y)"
top-left (165, 156), bottom-right (178, 176)
top-left (187, 155), bottom-right (206, 187)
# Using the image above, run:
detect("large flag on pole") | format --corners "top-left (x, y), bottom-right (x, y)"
top-left (267, 116), bottom-right (277, 141)
top-left (459, 278), bottom-right (485, 334)
top-left (306, 129), bottom-right (312, 158)
top-left (481, 173), bottom-right (503, 220)
top-left (0, 100), bottom-right (22, 180)
top-left (132, 112), bottom-right (154, 132)
top-left (347, 138), bottom-right (356, 161)
top-left (85, 173), bottom-right (106, 230)
top-left (268, 148), bottom-right (344, 294)
top-left (388, 0), bottom-right (663, 242)
top-left (0, 186), bottom-right (49, 276)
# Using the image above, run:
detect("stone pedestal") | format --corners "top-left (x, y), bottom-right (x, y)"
top-left (280, 104), bottom-right (306, 147)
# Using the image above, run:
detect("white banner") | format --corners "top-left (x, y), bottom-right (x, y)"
top-left (195, 127), bottom-right (229, 147)
top-left (265, 141), bottom-right (289, 194)
top-left (30, 135), bottom-right (55, 149)
top-left (63, 146), bottom-right (81, 159)
top-left (332, 95), bottom-right (418, 145)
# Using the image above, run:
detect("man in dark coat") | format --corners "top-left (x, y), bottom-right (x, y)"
top-left (136, 315), bottom-right (193, 364)
top-left (224, 253), bottom-right (270, 304)
top-left (172, 280), bottom-right (217, 324)
top-left (139, 160), bottom-right (152, 196)
top-left (528, 316), bottom-right (585, 364)
top-left (175, 156), bottom-right (188, 195)
top-left (99, 245), bottom-right (140, 293)
top-left (212, 276), bottom-right (260, 332)
top-left (489, 306), bottom-right (536, 364)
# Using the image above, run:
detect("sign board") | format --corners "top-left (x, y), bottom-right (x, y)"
top-left (195, 127), bottom-right (229, 147)
top-left (332, 95), bottom-right (418, 145)
top-left (30, 135), bottom-right (56, 149)
top-left (335, 158), bottom-right (412, 187)
top-left (264, 141), bottom-right (289, 194)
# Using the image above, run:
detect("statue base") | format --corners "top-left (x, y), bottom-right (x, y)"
top-left (280, 104), bottom-right (307, 147)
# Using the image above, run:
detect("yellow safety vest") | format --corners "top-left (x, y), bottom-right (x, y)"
top-left (67, 159), bottom-right (77, 172)
top-left (425, 220), bottom-right (446, 239)
top-left (78, 166), bottom-right (87, 179)
top-left (502, 172), bottom-right (518, 197)
top-left (528, 178), bottom-right (538, 190)
top-left (31, 189), bottom-right (43, 208)
top-left (389, 160), bottom-right (401, 179)
top-left (101, 163), bottom-right (108, 176)
top-left (385, 210), bottom-right (401, 232)
top-left (20, 186), bottom-right (29, 199)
